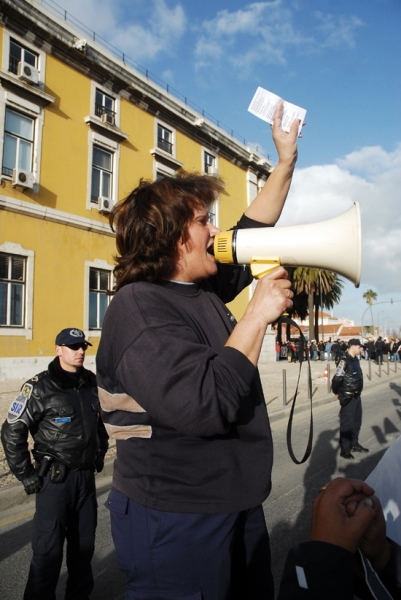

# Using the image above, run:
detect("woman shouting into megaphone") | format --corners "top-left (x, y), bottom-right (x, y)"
top-left (96, 102), bottom-right (301, 600)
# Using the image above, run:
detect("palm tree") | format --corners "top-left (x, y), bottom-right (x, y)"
top-left (363, 289), bottom-right (377, 334)
top-left (363, 289), bottom-right (377, 305)
top-left (279, 267), bottom-right (308, 342)
top-left (291, 269), bottom-right (343, 341)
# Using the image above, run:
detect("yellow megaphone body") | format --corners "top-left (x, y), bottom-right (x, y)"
top-left (213, 202), bottom-right (361, 286)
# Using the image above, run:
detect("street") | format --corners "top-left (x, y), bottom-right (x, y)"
top-left (0, 377), bottom-right (400, 599)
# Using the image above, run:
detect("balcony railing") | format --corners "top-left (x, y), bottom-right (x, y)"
top-left (95, 103), bottom-right (116, 121)
top-left (9, 56), bottom-right (19, 75)
top-left (157, 137), bottom-right (173, 154)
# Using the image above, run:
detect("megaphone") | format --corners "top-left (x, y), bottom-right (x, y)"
top-left (213, 202), bottom-right (361, 287)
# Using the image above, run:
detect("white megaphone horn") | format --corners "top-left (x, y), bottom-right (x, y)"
top-left (212, 202), bottom-right (361, 287)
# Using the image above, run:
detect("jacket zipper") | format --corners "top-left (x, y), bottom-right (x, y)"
top-left (77, 385), bottom-right (88, 468)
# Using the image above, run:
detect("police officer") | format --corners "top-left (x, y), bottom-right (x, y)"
top-left (331, 339), bottom-right (341, 364)
top-left (331, 338), bottom-right (369, 460)
top-left (1, 328), bottom-right (108, 600)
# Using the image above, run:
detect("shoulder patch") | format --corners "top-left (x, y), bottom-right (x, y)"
top-left (7, 383), bottom-right (33, 423)
top-left (335, 360), bottom-right (345, 376)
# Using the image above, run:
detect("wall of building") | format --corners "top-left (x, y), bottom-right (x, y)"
top-left (0, 0), bottom-right (272, 378)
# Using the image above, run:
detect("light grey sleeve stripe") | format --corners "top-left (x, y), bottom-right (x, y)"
top-left (104, 422), bottom-right (152, 440)
top-left (296, 566), bottom-right (308, 589)
top-left (98, 387), bottom-right (146, 414)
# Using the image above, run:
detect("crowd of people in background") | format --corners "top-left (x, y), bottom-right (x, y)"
top-left (276, 336), bottom-right (401, 364)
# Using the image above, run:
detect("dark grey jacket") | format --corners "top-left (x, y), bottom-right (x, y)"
top-left (332, 352), bottom-right (363, 397)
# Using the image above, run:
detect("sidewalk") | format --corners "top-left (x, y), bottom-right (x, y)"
top-left (1, 357), bottom-right (400, 511)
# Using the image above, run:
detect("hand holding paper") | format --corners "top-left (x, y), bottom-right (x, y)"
top-left (248, 87), bottom-right (306, 136)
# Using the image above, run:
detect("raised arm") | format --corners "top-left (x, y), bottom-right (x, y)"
top-left (245, 102), bottom-right (301, 225)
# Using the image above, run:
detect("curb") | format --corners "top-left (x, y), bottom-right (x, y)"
top-left (1, 371), bottom-right (400, 512)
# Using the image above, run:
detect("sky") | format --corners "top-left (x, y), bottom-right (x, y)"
top-left (46, 0), bottom-right (401, 334)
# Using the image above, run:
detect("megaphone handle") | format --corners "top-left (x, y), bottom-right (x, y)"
top-left (251, 257), bottom-right (290, 316)
top-left (250, 257), bottom-right (281, 279)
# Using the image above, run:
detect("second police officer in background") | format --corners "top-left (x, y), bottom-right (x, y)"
top-left (1, 327), bottom-right (108, 600)
top-left (331, 338), bottom-right (369, 460)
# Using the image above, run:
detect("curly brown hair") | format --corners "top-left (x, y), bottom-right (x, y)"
top-left (110, 171), bottom-right (224, 291)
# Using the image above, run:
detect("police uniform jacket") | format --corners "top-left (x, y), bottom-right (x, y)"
top-left (331, 352), bottom-right (363, 397)
top-left (1, 357), bottom-right (109, 481)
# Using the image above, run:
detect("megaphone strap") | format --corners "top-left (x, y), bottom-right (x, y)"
top-left (278, 316), bottom-right (313, 465)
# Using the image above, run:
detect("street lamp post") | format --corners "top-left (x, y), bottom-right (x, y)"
top-left (361, 300), bottom-right (401, 339)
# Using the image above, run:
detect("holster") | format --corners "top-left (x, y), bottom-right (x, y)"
top-left (50, 462), bottom-right (68, 483)
top-left (339, 391), bottom-right (360, 407)
top-left (339, 395), bottom-right (352, 408)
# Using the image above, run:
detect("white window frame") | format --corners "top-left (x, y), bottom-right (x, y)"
top-left (1, 29), bottom-right (47, 89)
top-left (201, 148), bottom-right (220, 226)
top-left (0, 91), bottom-right (44, 190)
top-left (83, 259), bottom-right (114, 338)
top-left (247, 170), bottom-right (267, 207)
top-left (246, 170), bottom-right (258, 206)
top-left (86, 130), bottom-right (120, 210)
top-left (2, 105), bottom-right (34, 175)
top-left (155, 163), bottom-right (176, 180)
top-left (155, 119), bottom-right (176, 158)
top-left (0, 242), bottom-right (34, 339)
top-left (91, 144), bottom-right (113, 204)
top-left (208, 200), bottom-right (220, 228)
top-left (202, 148), bottom-right (219, 175)
top-left (89, 81), bottom-right (121, 128)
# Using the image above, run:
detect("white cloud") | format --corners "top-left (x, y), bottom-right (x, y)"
top-left (277, 144), bottom-right (401, 299)
top-left (195, 1), bottom-right (305, 69)
top-left (314, 12), bottom-right (363, 49)
top-left (48, 0), bottom-right (186, 62)
top-left (194, 1), bottom-right (363, 72)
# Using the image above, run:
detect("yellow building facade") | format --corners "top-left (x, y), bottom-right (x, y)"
top-left (0, 0), bottom-right (272, 378)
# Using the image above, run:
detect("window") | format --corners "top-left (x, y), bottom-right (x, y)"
top-left (151, 119), bottom-right (181, 178)
top-left (156, 171), bottom-right (171, 181)
top-left (204, 152), bottom-right (216, 174)
top-left (91, 146), bottom-right (113, 203)
top-left (208, 206), bottom-right (217, 226)
top-left (2, 108), bottom-right (34, 176)
top-left (89, 268), bottom-right (111, 329)
top-left (157, 124), bottom-right (173, 154)
top-left (9, 39), bottom-right (38, 75)
top-left (0, 253), bottom-right (26, 327)
top-left (95, 89), bottom-right (115, 123)
top-left (86, 130), bottom-right (120, 210)
top-left (202, 149), bottom-right (218, 176)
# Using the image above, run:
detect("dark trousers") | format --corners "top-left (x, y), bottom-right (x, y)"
top-left (106, 488), bottom-right (274, 600)
top-left (24, 468), bottom-right (97, 600)
top-left (339, 395), bottom-right (362, 451)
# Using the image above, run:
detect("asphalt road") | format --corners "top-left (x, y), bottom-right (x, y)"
top-left (0, 377), bottom-right (400, 599)
top-left (265, 377), bottom-right (401, 596)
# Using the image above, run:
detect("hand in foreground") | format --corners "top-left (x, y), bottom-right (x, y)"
top-left (272, 102), bottom-right (303, 167)
top-left (244, 266), bottom-right (293, 328)
top-left (22, 471), bottom-right (42, 495)
top-left (310, 477), bottom-right (375, 554)
top-left (346, 494), bottom-right (392, 572)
